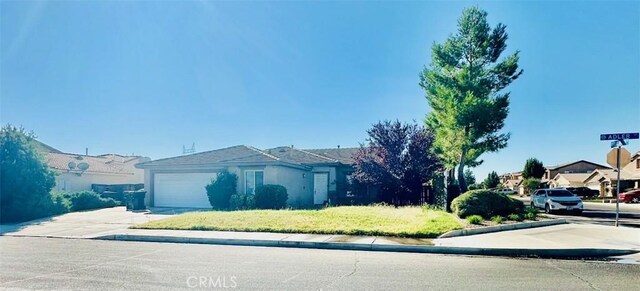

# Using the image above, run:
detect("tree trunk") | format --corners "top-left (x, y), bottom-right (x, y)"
top-left (457, 148), bottom-right (468, 193)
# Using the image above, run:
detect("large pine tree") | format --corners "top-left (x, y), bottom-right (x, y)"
top-left (420, 7), bottom-right (523, 194)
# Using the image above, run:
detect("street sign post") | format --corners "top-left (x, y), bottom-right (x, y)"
top-left (600, 132), bottom-right (639, 227)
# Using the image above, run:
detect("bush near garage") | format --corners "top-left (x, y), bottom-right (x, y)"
top-left (53, 191), bottom-right (118, 212)
top-left (229, 194), bottom-right (256, 210)
top-left (451, 189), bottom-right (524, 219)
top-left (205, 169), bottom-right (238, 210)
top-left (254, 184), bottom-right (288, 209)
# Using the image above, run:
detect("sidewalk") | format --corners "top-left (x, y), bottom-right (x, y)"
top-left (3, 207), bottom-right (638, 259)
top-left (434, 223), bottom-right (640, 249)
top-left (92, 225), bottom-right (639, 259)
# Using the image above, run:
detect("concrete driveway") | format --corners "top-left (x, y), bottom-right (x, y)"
top-left (0, 207), bottom-right (194, 239)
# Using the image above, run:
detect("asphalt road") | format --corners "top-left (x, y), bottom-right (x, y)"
top-left (517, 197), bottom-right (640, 227)
top-left (1, 237), bottom-right (638, 290)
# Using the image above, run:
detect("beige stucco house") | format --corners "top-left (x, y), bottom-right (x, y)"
top-left (36, 141), bottom-right (149, 193)
top-left (583, 151), bottom-right (640, 197)
top-left (136, 145), bottom-right (359, 208)
top-left (548, 173), bottom-right (591, 188)
top-left (541, 160), bottom-right (611, 183)
top-left (501, 159), bottom-right (612, 195)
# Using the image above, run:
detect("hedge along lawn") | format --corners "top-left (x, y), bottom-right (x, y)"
top-left (134, 206), bottom-right (463, 238)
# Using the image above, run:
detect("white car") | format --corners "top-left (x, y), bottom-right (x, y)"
top-left (530, 189), bottom-right (583, 214)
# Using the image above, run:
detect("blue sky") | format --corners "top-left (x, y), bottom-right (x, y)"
top-left (2, 1), bottom-right (639, 181)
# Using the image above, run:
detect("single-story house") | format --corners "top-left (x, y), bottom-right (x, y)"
top-left (35, 140), bottom-right (149, 193)
top-left (136, 145), bottom-right (360, 208)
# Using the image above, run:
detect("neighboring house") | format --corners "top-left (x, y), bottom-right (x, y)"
top-left (549, 173), bottom-right (592, 188)
top-left (135, 145), bottom-right (360, 208)
top-left (501, 160), bottom-right (611, 195)
top-left (47, 152), bottom-right (149, 193)
top-left (35, 140), bottom-right (149, 193)
top-left (541, 160), bottom-right (611, 185)
top-left (504, 179), bottom-right (523, 192)
top-left (583, 151), bottom-right (640, 197)
top-left (500, 171), bottom-right (523, 189)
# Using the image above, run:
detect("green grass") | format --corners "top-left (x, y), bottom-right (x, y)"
top-left (134, 205), bottom-right (463, 238)
top-left (466, 215), bottom-right (484, 225)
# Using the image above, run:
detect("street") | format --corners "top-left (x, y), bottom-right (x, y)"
top-left (1, 236), bottom-right (638, 290)
top-left (517, 197), bottom-right (640, 227)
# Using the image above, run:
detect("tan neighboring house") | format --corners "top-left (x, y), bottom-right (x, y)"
top-left (583, 151), bottom-right (640, 197)
top-left (35, 141), bottom-right (149, 193)
top-left (501, 160), bottom-right (612, 195)
top-left (541, 160), bottom-right (611, 186)
top-left (549, 173), bottom-right (591, 188)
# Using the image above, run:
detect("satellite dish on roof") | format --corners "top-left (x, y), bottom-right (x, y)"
top-left (77, 162), bottom-right (89, 171)
top-left (67, 161), bottom-right (77, 170)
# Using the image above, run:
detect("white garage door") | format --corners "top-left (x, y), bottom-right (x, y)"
top-left (154, 173), bottom-right (217, 208)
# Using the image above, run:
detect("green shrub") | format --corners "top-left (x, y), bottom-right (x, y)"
top-left (229, 194), bottom-right (256, 210)
top-left (57, 191), bottom-right (118, 212)
top-left (451, 189), bottom-right (524, 218)
top-left (524, 206), bottom-right (538, 215)
top-left (229, 194), bottom-right (244, 210)
top-left (205, 169), bottom-right (238, 210)
top-left (1, 125), bottom-right (58, 223)
top-left (491, 215), bottom-right (504, 224)
top-left (525, 212), bottom-right (537, 220)
top-left (245, 195), bottom-right (256, 209)
top-left (466, 215), bottom-right (484, 225)
top-left (507, 213), bottom-right (523, 221)
top-left (254, 184), bottom-right (288, 209)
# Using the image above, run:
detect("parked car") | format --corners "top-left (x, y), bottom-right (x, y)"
top-left (561, 187), bottom-right (599, 198)
top-left (491, 188), bottom-right (517, 195)
top-left (530, 188), bottom-right (583, 214)
top-left (619, 189), bottom-right (640, 203)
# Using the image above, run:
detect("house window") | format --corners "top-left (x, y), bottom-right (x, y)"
top-left (245, 170), bottom-right (264, 195)
top-left (637, 159), bottom-right (640, 169)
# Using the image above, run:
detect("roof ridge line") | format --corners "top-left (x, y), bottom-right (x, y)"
top-left (293, 148), bottom-right (338, 162)
top-left (137, 145), bottom-right (246, 165)
top-left (246, 146), bottom-right (280, 161)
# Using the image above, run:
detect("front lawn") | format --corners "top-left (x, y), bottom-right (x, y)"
top-left (134, 205), bottom-right (462, 238)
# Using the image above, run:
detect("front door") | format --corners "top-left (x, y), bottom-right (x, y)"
top-left (313, 173), bottom-right (329, 205)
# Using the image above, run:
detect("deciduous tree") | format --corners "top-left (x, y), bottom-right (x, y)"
top-left (353, 120), bottom-right (442, 204)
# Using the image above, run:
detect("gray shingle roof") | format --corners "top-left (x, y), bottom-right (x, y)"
top-left (137, 145), bottom-right (360, 168)
top-left (305, 148), bottom-right (359, 164)
top-left (546, 160), bottom-right (611, 170)
top-left (137, 145), bottom-right (279, 167)
top-left (266, 147), bottom-right (338, 164)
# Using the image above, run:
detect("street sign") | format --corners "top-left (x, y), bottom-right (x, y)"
top-left (600, 132), bottom-right (636, 227)
top-left (600, 132), bottom-right (639, 141)
top-left (607, 147), bottom-right (631, 168)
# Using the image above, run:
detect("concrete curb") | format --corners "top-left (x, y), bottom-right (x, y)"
top-left (438, 219), bottom-right (568, 238)
top-left (95, 233), bottom-right (638, 258)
